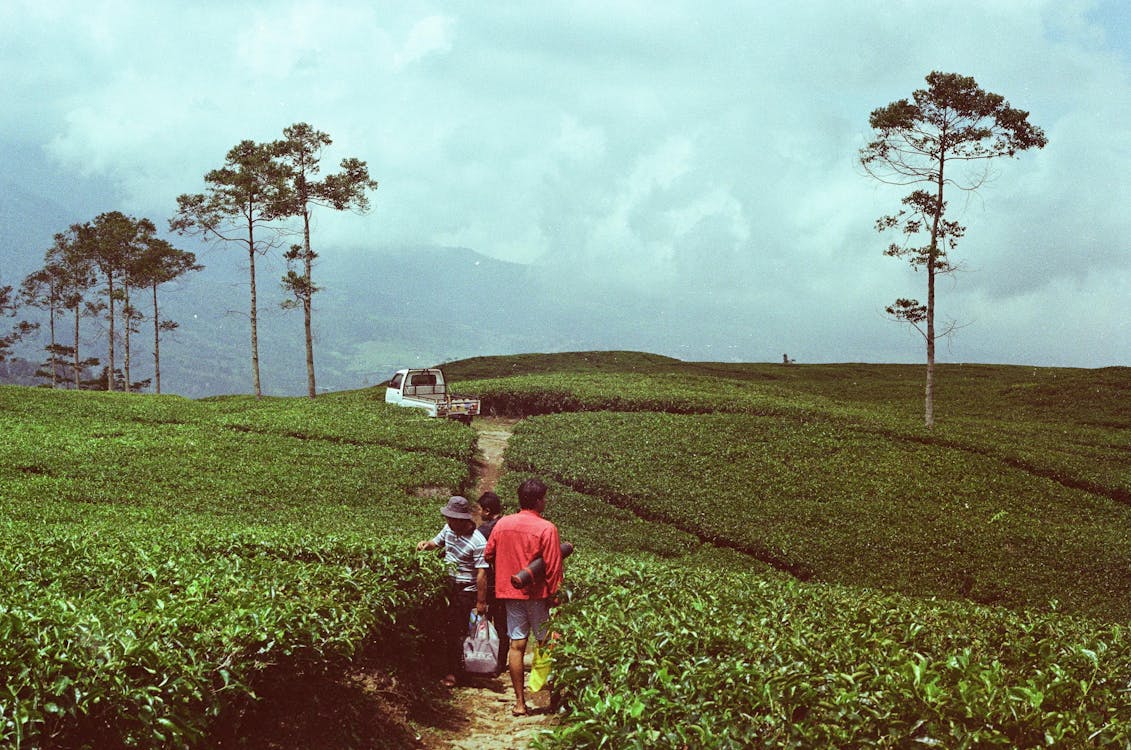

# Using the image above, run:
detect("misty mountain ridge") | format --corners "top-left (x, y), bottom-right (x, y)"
top-left (2, 181), bottom-right (770, 398)
top-left (5, 238), bottom-right (747, 398)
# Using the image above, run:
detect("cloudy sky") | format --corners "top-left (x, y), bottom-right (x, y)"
top-left (2, 0), bottom-right (1129, 368)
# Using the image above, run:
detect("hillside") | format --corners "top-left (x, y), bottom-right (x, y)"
top-left (2, 356), bottom-right (1130, 747)
top-left (444, 351), bottom-right (1131, 428)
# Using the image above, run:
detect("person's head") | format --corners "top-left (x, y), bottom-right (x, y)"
top-left (477, 491), bottom-right (501, 520)
top-left (440, 495), bottom-right (476, 535)
top-left (517, 478), bottom-right (548, 511)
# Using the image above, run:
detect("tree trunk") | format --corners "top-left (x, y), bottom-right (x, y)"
top-left (248, 228), bottom-right (262, 399)
top-left (106, 274), bottom-right (116, 391)
top-left (48, 301), bottom-right (58, 388)
top-left (72, 306), bottom-right (81, 389)
top-left (123, 285), bottom-right (131, 391)
top-left (152, 283), bottom-right (161, 395)
top-left (926, 263), bottom-right (936, 429)
top-left (923, 152), bottom-right (948, 429)
top-left (303, 209), bottom-right (316, 399)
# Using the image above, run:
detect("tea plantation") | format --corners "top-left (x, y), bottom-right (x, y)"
top-left (461, 354), bottom-right (1131, 748)
top-left (2, 353), bottom-right (1129, 747)
top-left (0, 386), bottom-right (473, 747)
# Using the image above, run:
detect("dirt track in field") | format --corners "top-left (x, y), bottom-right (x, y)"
top-left (473, 417), bottom-right (519, 499)
top-left (414, 417), bottom-right (559, 750)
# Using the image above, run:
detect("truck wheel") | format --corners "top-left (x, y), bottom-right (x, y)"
top-left (455, 415), bottom-right (473, 426)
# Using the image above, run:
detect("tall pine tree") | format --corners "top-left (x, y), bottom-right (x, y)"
top-left (860, 72), bottom-right (1046, 428)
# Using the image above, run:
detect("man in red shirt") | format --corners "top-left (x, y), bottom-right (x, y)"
top-left (484, 477), bottom-right (563, 716)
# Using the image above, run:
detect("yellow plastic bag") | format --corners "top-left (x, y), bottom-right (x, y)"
top-left (528, 639), bottom-right (553, 692)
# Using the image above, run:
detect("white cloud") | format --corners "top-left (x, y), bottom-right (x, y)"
top-left (2, 0), bottom-right (1129, 366)
top-left (393, 14), bottom-right (454, 69)
top-left (552, 115), bottom-right (606, 163)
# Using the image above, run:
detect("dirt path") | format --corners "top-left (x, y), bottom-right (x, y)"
top-left (415, 417), bottom-right (559, 750)
top-left (415, 678), bottom-right (555, 750)
top-left (472, 417), bottom-right (519, 498)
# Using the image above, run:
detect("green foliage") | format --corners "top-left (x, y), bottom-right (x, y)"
top-left (450, 355), bottom-right (1131, 746)
top-left (5, 356), bottom-right (1131, 748)
top-left (0, 386), bottom-right (473, 747)
top-left (441, 350), bottom-right (683, 381)
top-left (543, 559), bottom-right (1131, 749)
top-left (464, 372), bottom-right (829, 418)
top-left (531, 479), bottom-right (710, 563)
top-left (505, 408), bottom-right (1131, 622)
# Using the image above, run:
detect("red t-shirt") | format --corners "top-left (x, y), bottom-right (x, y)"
top-left (484, 509), bottom-right (562, 600)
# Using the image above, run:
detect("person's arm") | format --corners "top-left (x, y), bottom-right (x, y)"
top-left (473, 533), bottom-right (490, 614)
top-left (476, 568), bottom-right (488, 615)
top-left (417, 528), bottom-right (446, 552)
top-left (541, 525), bottom-right (563, 596)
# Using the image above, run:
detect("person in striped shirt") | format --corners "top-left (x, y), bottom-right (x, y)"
top-left (417, 495), bottom-right (489, 687)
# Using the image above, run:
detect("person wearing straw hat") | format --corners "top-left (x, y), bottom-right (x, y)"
top-left (417, 495), bottom-right (489, 687)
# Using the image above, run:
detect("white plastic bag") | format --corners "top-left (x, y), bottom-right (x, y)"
top-left (462, 611), bottom-right (500, 674)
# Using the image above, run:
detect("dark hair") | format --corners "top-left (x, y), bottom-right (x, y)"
top-left (517, 478), bottom-right (547, 509)
top-left (478, 491), bottom-right (501, 516)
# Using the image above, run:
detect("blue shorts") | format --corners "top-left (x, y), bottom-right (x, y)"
top-left (504, 599), bottom-right (550, 641)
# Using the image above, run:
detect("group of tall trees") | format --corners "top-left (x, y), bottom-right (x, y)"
top-left (171, 122), bottom-right (377, 399)
top-left (6, 122), bottom-right (376, 398)
top-left (11, 212), bottom-right (201, 393)
top-left (9, 85), bottom-right (1043, 415)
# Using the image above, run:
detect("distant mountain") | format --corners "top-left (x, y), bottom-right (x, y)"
top-left (153, 245), bottom-right (546, 397)
top-left (153, 245), bottom-right (700, 397)
top-left (0, 184), bottom-right (661, 396)
top-left (0, 180), bottom-right (77, 281)
top-left (1, 142), bottom-right (126, 281)
top-left (2, 172), bottom-right (766, 398)
top-left (4, 240), bottom-right (766, 398)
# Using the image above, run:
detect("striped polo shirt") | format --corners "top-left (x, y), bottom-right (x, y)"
top-left (432, 526), bottom-right (489, 592)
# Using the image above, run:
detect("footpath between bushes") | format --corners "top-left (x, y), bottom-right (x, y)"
top-left (414, 417), bottom-right (559, 750)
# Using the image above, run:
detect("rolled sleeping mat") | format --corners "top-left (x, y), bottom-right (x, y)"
top-left (511, 542), bottom-right (574, 589)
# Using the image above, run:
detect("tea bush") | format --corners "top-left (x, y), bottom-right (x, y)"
top-left (0, 386), bottom-right (474, 747)
top-left (506, 411), bottom-right (1131, 621)
top-left (464, 372), bottom-right (829, 418)
top-left (543, 557), bottom-right (1131, 749)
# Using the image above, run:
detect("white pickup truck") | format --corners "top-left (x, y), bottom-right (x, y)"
top-left (384, 368), bottom-right (481, 424)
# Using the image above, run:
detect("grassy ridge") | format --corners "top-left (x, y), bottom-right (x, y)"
top-left (0, 386), bottom-right (474, 747)
top-left (446, 353), bottom-right (1131, 427)
top-left (440, 353), bottom-right (1131, 747)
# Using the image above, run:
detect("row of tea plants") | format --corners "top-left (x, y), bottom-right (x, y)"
top-left (543, 554), bottom-right (1131, 748)
top-left (0, 386), bottom-right (471, 747)
top-left (506, 410), bottom-right (1131, 621)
